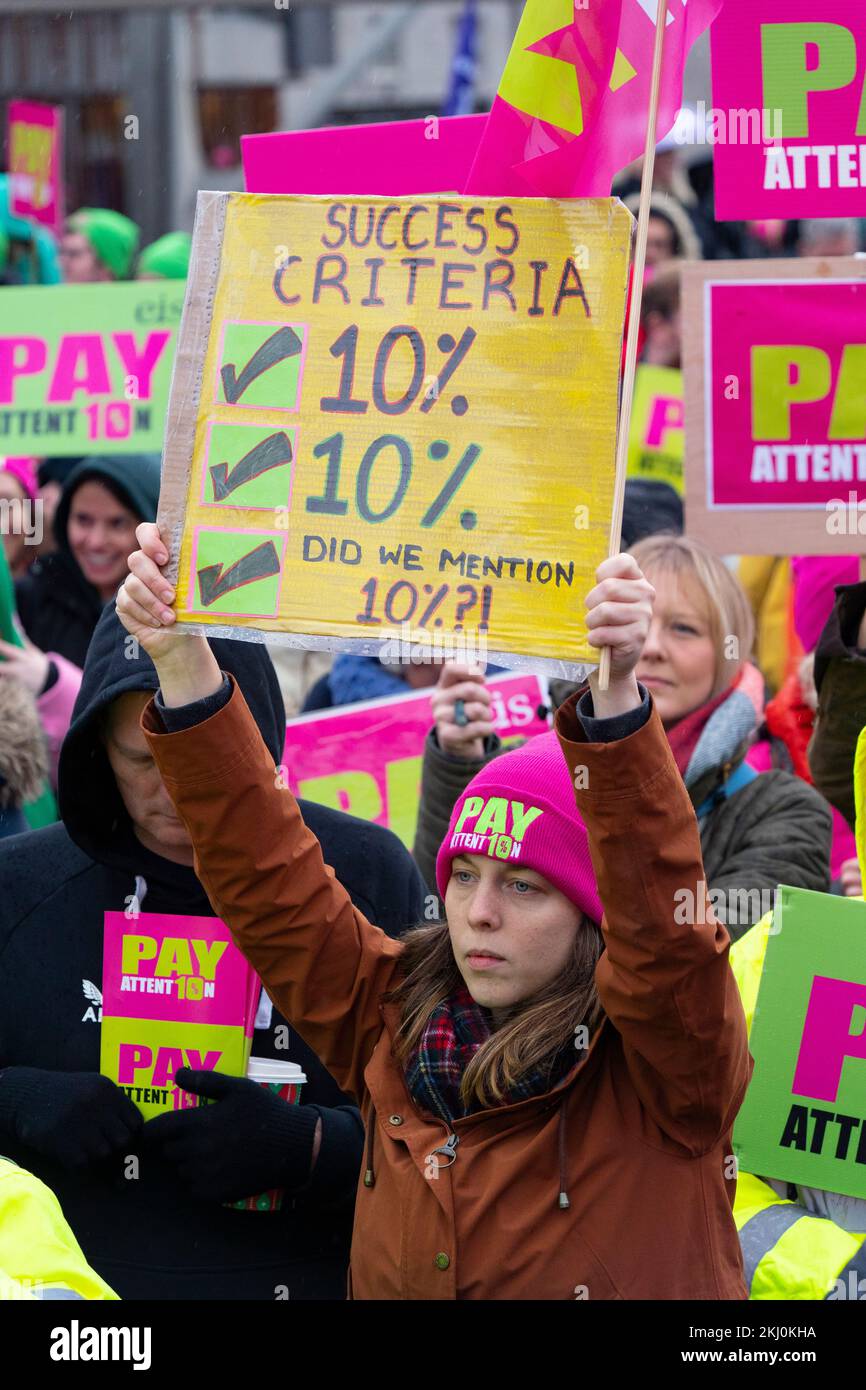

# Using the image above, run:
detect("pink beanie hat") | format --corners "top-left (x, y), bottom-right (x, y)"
top-left (1, 457), bottom-right (38, 503)
top-left (435, 730), bottom-right (604, 926)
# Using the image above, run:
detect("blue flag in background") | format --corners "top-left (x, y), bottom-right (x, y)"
top-left (442, 0), bottom-right (479, 117)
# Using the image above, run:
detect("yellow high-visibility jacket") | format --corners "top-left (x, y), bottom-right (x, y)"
top-left (730, 916), bottom-right (866, 1299)
top-left (0, 1157), bottom-right (117, 1300)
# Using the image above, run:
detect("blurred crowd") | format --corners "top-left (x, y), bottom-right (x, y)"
top-left (1, 131), bottom-right (866, 1305)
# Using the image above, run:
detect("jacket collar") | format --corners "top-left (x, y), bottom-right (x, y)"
top-left (377, 999), bottom-right (609, 1123)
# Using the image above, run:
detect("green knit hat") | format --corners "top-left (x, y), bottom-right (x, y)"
top-left (67, 208), bottom-right (141, 280)
top-left (137, 230), bottom-right (191, 280)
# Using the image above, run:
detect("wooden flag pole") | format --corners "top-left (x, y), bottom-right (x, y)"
top-left (598, 0), bottom-right (669, 692)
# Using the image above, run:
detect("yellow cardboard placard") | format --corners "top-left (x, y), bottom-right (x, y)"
top-left (159, 192), bottom-right (633, 671)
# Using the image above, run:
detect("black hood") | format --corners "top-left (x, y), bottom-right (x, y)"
top-left (621, 478), bottom-right (684, 549)
top-left (53, 453), bottom-right (162, 551)
top-left (58, 606), bottom-right (285, 870)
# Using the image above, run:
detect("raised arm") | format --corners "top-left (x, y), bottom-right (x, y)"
top-left (117, 525), bottom-right (404, 1102)
top-left (556, 557), bottom-right (752, 1154)
top-left (557, 694), bottom-right (751, 1152)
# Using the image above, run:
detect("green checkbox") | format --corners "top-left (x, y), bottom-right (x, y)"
top-left (192, 529), bottom-right (284, 617)
top-left (203, 424), bottom-right (295, 508)
top-left (217, 322), bottom-right (305, 410)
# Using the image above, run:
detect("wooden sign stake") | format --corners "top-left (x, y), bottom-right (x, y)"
top-left (599, 0), bottom-right (669, 692)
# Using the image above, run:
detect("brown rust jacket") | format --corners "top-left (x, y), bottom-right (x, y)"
top-left (142, 680), bottom-right (751, 1301)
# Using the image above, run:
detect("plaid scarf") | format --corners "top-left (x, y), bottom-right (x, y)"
top-left (404, 983), bottom-right (575, 1125)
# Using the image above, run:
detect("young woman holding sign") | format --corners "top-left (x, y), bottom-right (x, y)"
top-left (116, 524), bottom-right (750, 1300)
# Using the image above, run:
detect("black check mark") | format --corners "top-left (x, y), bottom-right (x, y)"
top-left (220, 326), bottom-right (304, 405)
top-left (197, 540), bottom-right (282, 607)
top-left (209, 431), bottom-right (294, 502)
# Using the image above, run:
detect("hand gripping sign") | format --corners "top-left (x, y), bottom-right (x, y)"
top-left (156, 192), bottom-right (633, 678)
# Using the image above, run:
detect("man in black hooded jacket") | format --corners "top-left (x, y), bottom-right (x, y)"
top-left (0, 607), bottom-right (427, 1299)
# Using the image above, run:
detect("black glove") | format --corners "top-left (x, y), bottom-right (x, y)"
top-left (143, 1067), bottom-right (320, 1204)
top-left (0, 1067), bottom-right (144, 1169)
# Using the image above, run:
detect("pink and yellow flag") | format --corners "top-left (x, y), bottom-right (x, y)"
top-left (465, 0), bottom-right (723, 197)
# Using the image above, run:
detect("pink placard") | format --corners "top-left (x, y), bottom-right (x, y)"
top-left (242, 113), bottom-right (487, 196)
top-left (792, 974), bottom-right (866, 1104)
top-left (7, 100), bottom-right (64, 233)
top-left (711, 0), bottom-right (866, 221)
top-left (704, 277), bottom-right (866, 510)
top-left (102, 911), bottom-right (254, 1027)
top-left (284, 672), bottom-right (550, 847)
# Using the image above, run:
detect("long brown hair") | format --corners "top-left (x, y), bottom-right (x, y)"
top-left (386, 917), bottom-right (605, 1110)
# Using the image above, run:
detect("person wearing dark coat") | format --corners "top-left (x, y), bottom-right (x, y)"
top-left (0, 607), bottom-right (427, 1300)
top-left (15, 454), bottom-right (161, 670)
top-left (809, 579), bottom-right (866, 832)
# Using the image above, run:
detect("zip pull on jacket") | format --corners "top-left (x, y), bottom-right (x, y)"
top-left (426, 1133), bottom-right (459, 1169)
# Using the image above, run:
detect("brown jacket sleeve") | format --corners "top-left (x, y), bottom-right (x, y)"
top-left (141, 678), bottom-right (404, 1104)
top-left (555, 691), bottom-right (752, 1155)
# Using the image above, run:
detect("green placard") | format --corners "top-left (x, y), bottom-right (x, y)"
top-left (733, 885), bottom-right (866, 1199)
top-left (0, 280), bottom-right (183, 455)
top-left (626, 364), bottom-right (684, 495)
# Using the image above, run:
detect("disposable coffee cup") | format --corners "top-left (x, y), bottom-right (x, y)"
top-left (228, 1060), bottom-right (307, 1212)
top-left (246, 1057), bottom-right (307, 1103)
